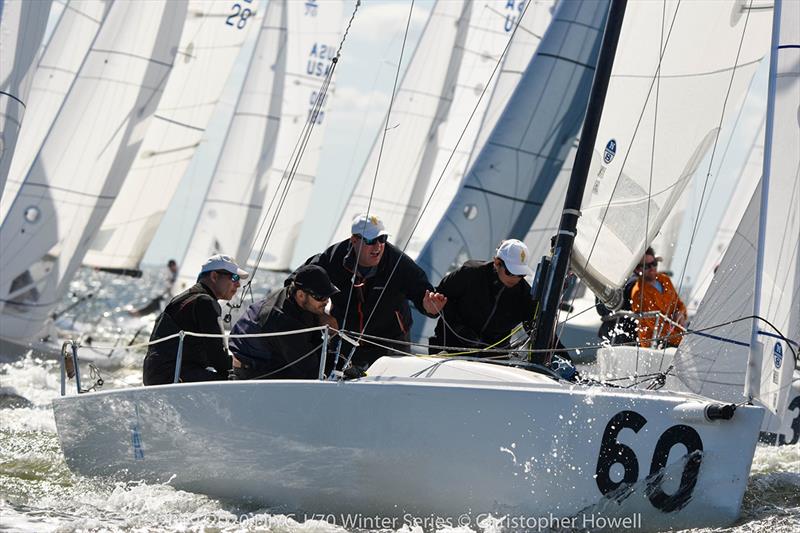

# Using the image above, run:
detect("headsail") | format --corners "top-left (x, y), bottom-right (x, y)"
top-left (570, 1), bottom-right (771, 307)
top-left (329, 0), bottom-right (469, 245)
top-left (82, 0), bottom-right (254, 272)
top-left (746, 0), bottom-right (799, 416)
top-left (404, 0), bottom-right (555, 259)
top-left (175, 0), bottom-right (341, 292)
top-left (0, 0), bottom-right (52, 203)
top-left (0, 0), bottom-right (187, 345)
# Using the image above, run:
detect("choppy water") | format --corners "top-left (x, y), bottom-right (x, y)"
top-left (1, 267), bottom-right (798, 532)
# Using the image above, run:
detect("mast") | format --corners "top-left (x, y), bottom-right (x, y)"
top-left (531, 0), bottom-right (627, 361)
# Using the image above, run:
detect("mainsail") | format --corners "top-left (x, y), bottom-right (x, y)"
top-left (0, 0), bottom-right (111, 218)
top-left (0, 0), bottom-right (52, 203)
top-left (570, 1), bottom-right (771, 307)
top-left (0, 0), bottom-right (187, 346)
top-left (416, 0), bottom-right (610, 283)
top-left (83, 0), bottom-right (254, 273)
top-left (175, 0), bottom-right (342, 292)
top-left (329, 0), bottom-right (470, 245)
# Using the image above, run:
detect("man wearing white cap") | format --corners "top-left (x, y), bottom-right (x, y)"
top-left (143, 254), bottom-right (249, 385)
top-left (429, 239), bottom-right (535, 354)
top-left (299, 213), bottom-right (447, 368)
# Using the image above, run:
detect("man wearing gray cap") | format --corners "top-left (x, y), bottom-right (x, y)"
top-left (429, 239), bottom-right (535, 354)
top-left (300, 213), bottom-right (447, 368)
top-left (143, 254), bottom-right (249, 385)
top-left (229, 265), bottom-right (340, 380)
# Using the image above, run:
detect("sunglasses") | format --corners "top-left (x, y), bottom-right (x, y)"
top-left (358, 234), bottom-right (388, 246)
top-left (499, 260), bottom-right (525, 279)
top-left (640, 261), bottom-right (658, 270)
top-left (216, 270), bottom-right (240, 282)
top-left (300, 288), bottom-right (328, 302)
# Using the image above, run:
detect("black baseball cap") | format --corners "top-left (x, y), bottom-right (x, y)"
top-left (293, 265), bottom-right (339, 298)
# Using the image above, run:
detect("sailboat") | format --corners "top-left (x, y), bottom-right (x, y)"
top-left (0, 0), bottom-right (188, 356)
top-left (50, 2), bottom-right (779, 529)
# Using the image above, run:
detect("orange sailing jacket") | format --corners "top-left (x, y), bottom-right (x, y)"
top-left (630, 273), bottom-right (687, 347)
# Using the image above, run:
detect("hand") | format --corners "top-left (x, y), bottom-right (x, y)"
top-left (318, 313), bottom-right (339, 329)
top-left (423, 290), bottom-right (447, 315)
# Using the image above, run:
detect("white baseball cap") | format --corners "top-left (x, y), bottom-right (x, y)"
top-left (496, 239), bottom-right (534, 277)
top-left (351, 213), bottom-right (389, 241)
top-left (199, 254), bottom-right (250, 279)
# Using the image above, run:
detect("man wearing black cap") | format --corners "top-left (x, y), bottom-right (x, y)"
top-left (229, 265), bottom-right (340, 380)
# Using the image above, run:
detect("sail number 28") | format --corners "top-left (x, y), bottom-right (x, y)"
top-left (595, 411), bottom-right (703, 512)
top-left (226, 0), bottom-right (253, 30)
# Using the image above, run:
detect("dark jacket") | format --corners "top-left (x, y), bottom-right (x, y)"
top-left (596, 275), bottom-right (637, 345)
top-left (430, 260), bottom-right (534, 353)
top-left (229, 287), bottom-right (328, 379)
top-left (143, 282), bottom-right (230, 385)
top-left (301, 239), bottom-right (435, 366)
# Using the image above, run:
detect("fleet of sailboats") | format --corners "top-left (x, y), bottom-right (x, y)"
top-left (0, 0), bottom-right (798, 528)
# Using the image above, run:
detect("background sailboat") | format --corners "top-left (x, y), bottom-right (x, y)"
top-left (175, 0), bottom-right (343, 293)
top-left (0, 0), bottom-right (188, 353)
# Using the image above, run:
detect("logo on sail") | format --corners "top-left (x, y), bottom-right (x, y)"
top-left (773, 342), bottom-right (783, 369)
top-left (603, 139), bottom-right (617, 164)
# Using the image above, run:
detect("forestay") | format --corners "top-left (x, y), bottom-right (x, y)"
top-left (0, 0), bottom-right (187, 345)
top-left (0, 0), bottom-right (111, 220)
top-left (329, 0), bottom-right (469, 245)
top-left (570, 1), bottom-right (771, 306)
top-left (404, 0), bottom-right (555, 259)
top-left (746, 0), bottom-right (799, 416)
top-left (0, 0), bottom-right (52, 204)
top-left (83, 0), bottom-right (254, 272)
top-left (416, 0), bottom-right (609, 283)
top-left (176, 0), bottom-right (341, 292)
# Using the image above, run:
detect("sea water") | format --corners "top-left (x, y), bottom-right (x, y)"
top-left (1, 267), bottom-right (798, 532)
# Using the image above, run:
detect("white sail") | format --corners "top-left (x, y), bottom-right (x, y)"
top-left (404, 0), bottom-right (555, 258)
top-left (329, 0), bottom-right (468, 245)
top-left (746, 0), bottom-right (799, 416)
top-left (0, 0), bottom-right (52, 203)
top-left (570, 1), bottom-right (771, 305)
top-left (82, 0), bottom-right (254, 273)
top-left (1, 0), bottom-right (111, 220)
top-left (176, 0), bottom-right (341, 291)
top-left (416, 0), bottom-right (610, 284)
top-left (0, 0), bottom-right (187, 346)
top-left (687, 119), bottom-right (765, 311)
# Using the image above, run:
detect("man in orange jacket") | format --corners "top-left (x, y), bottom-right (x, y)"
top-left (630, 247), bottom-right (687, 347)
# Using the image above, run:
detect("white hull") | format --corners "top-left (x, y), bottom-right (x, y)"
top-left (597, 346), bottom-right (800, 445)
top-left (54, 357), bottom-right (762, 530)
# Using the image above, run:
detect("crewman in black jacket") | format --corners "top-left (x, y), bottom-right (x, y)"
top-left (143, 254), bottom-right (248, 385)
top-left (302, 214), bottom-right (447, 368)
top-left (429, 239), bottom-right (535, 354)
top-left (229, 265), bottom-right (339, 380)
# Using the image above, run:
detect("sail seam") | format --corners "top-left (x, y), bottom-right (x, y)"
top-left (462, 185), bottom-right (544, 206)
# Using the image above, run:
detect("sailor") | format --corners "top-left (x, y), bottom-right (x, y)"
top-left (129, 258), bottom-right (180, 317)
top-left (299, 213), bottom-right (447, 368)
top-left (428, 239), bottom-right (535, 354)
top-left (142, 254), bottom-right (248, 385)
top-left (630, 246), bottom-right (688, 347)
top-left (229, 265), bottom-right (340, 380)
